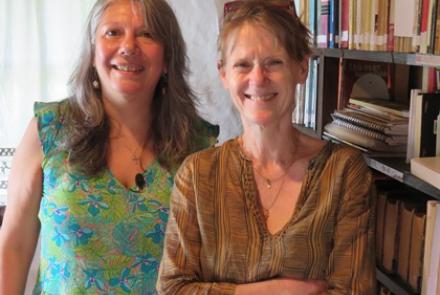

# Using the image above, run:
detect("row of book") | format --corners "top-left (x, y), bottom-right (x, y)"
top-left (376, 185), bottom-right (425, 293)
top-left (295, 0), bottom-right (440, 54)
top-left (375, 182), bottom-right (440, 294)
top-left (293, 59), bottom-right (318, 129)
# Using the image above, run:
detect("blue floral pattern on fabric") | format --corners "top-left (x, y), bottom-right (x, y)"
top-left (33, 100), bottom-right (173, 294)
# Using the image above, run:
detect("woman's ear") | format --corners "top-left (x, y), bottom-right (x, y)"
top-left (297, 55), bottom-right (309, 84)
top-left (217, 60), bottom-right (229, 90)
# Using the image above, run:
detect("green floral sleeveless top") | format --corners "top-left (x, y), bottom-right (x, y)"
top-left (32, 100), bottom-right (217, 294)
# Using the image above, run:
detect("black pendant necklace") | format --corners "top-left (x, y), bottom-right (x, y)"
top-left (135, 173), bottom-right (146, 190)
top-left (122, 139), bottom-right (149, 193)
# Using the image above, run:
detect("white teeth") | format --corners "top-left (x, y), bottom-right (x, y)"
top-left (114, 65), bottom-right (143, 72)
top-left (246, 94), bottom-right (275, 101)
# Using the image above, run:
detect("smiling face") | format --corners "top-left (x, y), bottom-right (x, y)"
top-left (219, 23), bottom-right (308, 128)
top-left (94, 0), bottom-right (166, 104)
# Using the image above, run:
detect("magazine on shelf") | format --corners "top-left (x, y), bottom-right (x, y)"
top-left (331, 108), bottom-right (408, 135)
top-left (348, 97), bottom-right (410, 118)
top-left (330, 119), bottom-right (407, 145)
top-left (324, 120), bottom-right (407, 152)
top-left (323, 131), bottom-right (406, 157)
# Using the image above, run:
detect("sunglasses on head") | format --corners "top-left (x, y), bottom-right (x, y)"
top-left (223, 0), bottom-right (296, 18)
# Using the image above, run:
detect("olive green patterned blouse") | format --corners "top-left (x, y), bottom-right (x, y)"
top-left (158, 138), bottom-right (376, 295)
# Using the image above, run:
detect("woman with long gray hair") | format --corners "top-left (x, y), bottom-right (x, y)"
top-left (0, 0), bottom-right (216, 293)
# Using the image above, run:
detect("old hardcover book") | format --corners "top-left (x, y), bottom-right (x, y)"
top-left (408, 211), bottom-right (426, 292)
top-left (376, 191), bottom-right (387, 264)
top-left (397, 203), bottom-right (414, 281)
top-left (423, 201), bottom-right (440, 295)
top-left (382, 197), bottom-right (400, 272)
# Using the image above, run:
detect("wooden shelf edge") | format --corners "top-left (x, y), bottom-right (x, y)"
top-left (365, 156), bottom-right (440, 200)
top-left (312, 48), bottom-right (440, 66)
top-left (376, 267), bottom-right (418, 295)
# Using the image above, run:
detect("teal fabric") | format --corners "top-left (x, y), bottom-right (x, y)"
top-left (33, 100), bottom-right (176, 294)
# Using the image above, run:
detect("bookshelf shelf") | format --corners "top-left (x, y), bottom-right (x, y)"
top-left (312, 48), bottom-right (440, 67)
top-left (365, 157), bottom-right (440, 201)
top-left (376, 267), bottom-right (417, 295)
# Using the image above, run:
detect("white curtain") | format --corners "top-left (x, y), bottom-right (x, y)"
top-left (0, 0), bottom-right (95, 147)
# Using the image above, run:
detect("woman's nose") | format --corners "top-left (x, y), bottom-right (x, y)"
top-left (120, 35), bottom-right (139, 56)
top-left (249, 65), bottom-right (267, 85)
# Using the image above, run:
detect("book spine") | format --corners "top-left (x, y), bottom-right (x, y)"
top-left (318, 0), bottom-right (330, 47)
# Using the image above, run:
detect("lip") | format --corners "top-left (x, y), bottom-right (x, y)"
top-left (111, 63), bottom-right (145, 73)
top-left (244, 93), bottom-right (277, 101)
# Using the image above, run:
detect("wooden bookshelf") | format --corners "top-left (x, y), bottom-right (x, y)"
top-left (307, 46), bottom-right (440, 294)
top-left (365, 157), bottom-right (440, 201)
top-left (313, 48), bottom-right (440, 67)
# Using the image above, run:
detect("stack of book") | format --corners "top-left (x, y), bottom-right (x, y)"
top-left (324, 97), bottom-right (409, 156)
top-left (375, 183), bottom-right (426, 293)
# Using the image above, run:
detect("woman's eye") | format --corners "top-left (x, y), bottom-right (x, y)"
top-left (105, 29), bottom-right (120, 37)
top-left (267, 59), bottom-right (283, 67)
top-left (233, 62), bottom-right (251, 70)
top-left (139, 31), bottom-right (153, 39)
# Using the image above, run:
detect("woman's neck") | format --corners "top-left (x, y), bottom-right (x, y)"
top-left (240, 123), bottom-right (300, 167)
top-left (103, 96), bottom-right (153, 144)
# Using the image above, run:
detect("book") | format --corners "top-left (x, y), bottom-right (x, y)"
top-left (408, 210), bottom-right (426, 292)
top-left (382, 197), bottom-right (400, 272)
top-left (425, 201), bottom-right (440, 295)
top-left (407, 88), bottom-right (422, 162)
top-left (414, 93), bottom-right (440, 157)
top-left (317, 0), bottom-right (330, 47)
top-left (323, 131), bottom-right (407, 157)
top-left (332, 108), bottom-right (408, 135)
top-left (331, 118), bottom-right (407, 145)
top-left (410, 157), bottom-right (440, 190)
top-left (324, 121), bottom-right (407, 152)
top-left (376, 191), bottom-right (387, 264)
top-left (349, 97), bottom-right (410, 118)
top-left (339, 0), bottom-right (349, 48)
top-left (397, 203), bottom-right (414, 281)
top-left (421, 201), bottom-right (438, 295)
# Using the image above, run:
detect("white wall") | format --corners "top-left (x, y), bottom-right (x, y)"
top-left (168, 0), bottom-right (242, 142)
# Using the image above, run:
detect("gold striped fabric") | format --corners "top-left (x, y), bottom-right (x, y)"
top-left (157, 138), bottom-right (376, 295)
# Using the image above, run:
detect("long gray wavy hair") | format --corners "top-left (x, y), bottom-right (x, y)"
top-left (66, 0), bottom-right (198, 174)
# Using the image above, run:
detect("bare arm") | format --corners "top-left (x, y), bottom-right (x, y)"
top-left (157, 155), bottom-right (326, 295)
top-left (0, 118), bottom-right (43, 295)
